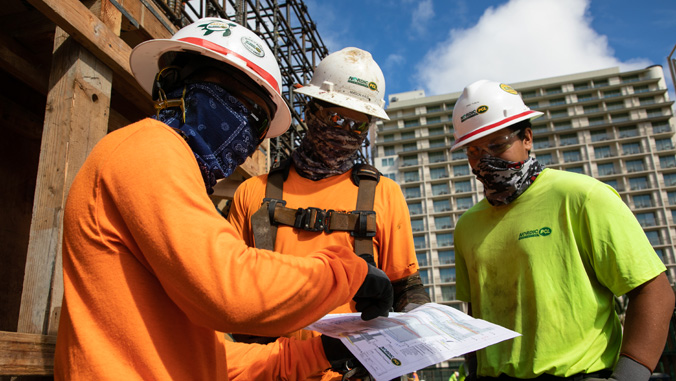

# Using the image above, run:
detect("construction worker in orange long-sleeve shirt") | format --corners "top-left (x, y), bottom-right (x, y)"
top-left (54, 18), bottom-right (393, 380)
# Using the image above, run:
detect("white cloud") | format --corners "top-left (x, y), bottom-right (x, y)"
top-left (411, 0), bottom-right (435, 36)
top-left (416, 0), bottom-right (652, 95)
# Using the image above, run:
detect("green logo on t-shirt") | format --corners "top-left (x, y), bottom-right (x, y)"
top-left (519, 227), bottom-right (552, 240)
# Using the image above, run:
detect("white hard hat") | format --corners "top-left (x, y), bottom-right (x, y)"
top-left (450, 80), bottom-right (543, 151)
top-left (295, 47), bottom-right (389, 120)
top-left (129, 18), bottom-right (291, 139)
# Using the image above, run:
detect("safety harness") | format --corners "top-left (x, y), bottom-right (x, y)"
top-left (250, 159), bottom-right (380, 266)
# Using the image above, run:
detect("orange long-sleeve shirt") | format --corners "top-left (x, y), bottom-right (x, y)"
top-left (54, 118), bottom-right (367, 380)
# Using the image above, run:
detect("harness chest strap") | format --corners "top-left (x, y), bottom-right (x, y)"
top-left (251, 160), bottom-right (379, 265)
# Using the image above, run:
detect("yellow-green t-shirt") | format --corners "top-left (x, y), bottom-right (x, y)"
top-left (455, 168), bottom-right (666, 378)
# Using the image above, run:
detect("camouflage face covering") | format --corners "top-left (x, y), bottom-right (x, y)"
top-left (291, 109), bottom-right (368, 180)
top-left (472, 156), bottom-right (545, 206)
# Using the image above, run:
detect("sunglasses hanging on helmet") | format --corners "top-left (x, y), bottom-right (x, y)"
top-left (308, 100), bottom-right (373, 134)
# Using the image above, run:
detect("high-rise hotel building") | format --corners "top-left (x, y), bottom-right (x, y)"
top-left (374, 66), bottom-right (676, 309)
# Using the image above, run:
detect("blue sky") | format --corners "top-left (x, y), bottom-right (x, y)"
top-left (305, 0), bottom-right (676, 104)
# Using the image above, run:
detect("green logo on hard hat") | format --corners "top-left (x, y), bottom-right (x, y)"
top-left (348, 76), bottom-right (377, 91)
top-left (241, 36), bottom-right (265, 57)
top-left (477, 105), bottom-right (488, 114)
top-left (198, 21), bottom-right (237, 37)
top-left (500, 83), bottom-right (518, 95)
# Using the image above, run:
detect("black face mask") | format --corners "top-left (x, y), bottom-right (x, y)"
top-left (473, 156), bottom-right (545, 205)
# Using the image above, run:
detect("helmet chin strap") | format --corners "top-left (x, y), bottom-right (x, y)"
top-left (153, 65), bottom-right (187, 122)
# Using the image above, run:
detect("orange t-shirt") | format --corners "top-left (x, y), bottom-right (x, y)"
top-left (54, 118), bottom-right (367, 380)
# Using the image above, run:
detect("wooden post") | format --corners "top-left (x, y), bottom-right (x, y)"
top-left (17, 25), bottom-right (113, 335)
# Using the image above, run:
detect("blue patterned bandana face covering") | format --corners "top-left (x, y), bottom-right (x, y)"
top-left (154, 82), bottom-right (258, 194)
top-left (472, 156), bottom-right (545, 206)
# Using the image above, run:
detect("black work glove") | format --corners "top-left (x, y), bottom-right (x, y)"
top-left (584, 355), bottom-right (651, 381)
top-left (353, 263), bottom-right (393, 320)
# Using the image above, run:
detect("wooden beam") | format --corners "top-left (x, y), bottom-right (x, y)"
top-left (0, 331), bottom-right (56, 376)
top-left (25, 0), bottom-right (153, 109)
top-left (18, 26), bottom-right (113, 335)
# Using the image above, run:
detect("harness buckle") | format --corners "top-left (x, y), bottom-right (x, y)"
top-left (294, 207), bottom-right (328, 232)
top-left (263, 198), bottom-right (286, 225)
top-left (350, 210), bottom-right (376, 238)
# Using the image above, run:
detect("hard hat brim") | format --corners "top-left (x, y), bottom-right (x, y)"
top-left (130, 38), bottom-right (291, 139)
top-left (295, 84), bottom-right (390, 120)
top-left (450, 110), bottom-right (543, 152)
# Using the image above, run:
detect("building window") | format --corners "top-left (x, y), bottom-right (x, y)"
top-left (401, 131), bottom-right (415, 140)
top-left (431, 183), bottom-right (450, 196)
top-left (428, 151), bottom-right (446, 163)
top-left (664, 173), bottom-right (676, 187)
top-left (451, 150), bottom-right (466, 160)
top-left (655, 138), bottom-right (674, 151)
top-left (426, 116), bottom-right (441, 124)
top-left (603, 89), bottom-right (621, 98)
top-left (595, 146), bottom-right (612, 159)
top-left (403, 142), bottom-right (417, 152)
top-left (521, 90), bottom-right (537, 98)
top-left (439, 267), bottom-right (456, 282)
top-left (430, 167), bottom-right (449, 180)
top-left (549, 97), bottom-right (565, 106)
top-left (619, 126), bottom-right (638, 138)
top-left (416, 253), bottom-right (428, 267)
top-left (404, 187), bottom-right (421, 199)
top-left (383, 135), bottom-right (395, 142)
top-left (629, 177), bottom-right (649, 190)
top-left (567, 166), bottom-right (585, 174)
top-left (404, 170), bottom-right (420, 183)
top-left (653, 121), bottom-right (672, 134)
top-left (434, 216), bottom-right (453, 229)
top-left (668, 191), bottom-right (676, 206)
top-left (595, 79), bottom-right (609, 87)
top-left (404, 119), bottom-right (419, 128)
top-left (635, 212), bottom-right (657, 227)
top-left (633, 85), bottom-right (650, 94)
top-left (632, 194), bottom-right (653, 208)
top-left (626, 159), bottom-right (645, 173)
top-left (612, 113), bottom-right (630, 123)
top-left (639, 96), bottom-right (655, 106)
top-left (414, 236), bottom-right (427, 249)
top-left (577, 93), bottom-right (594, 102)
top-left (533, 137), bottom-right (551, 149)
top-left (590, 129), bottom-right (609, 142)
top-left (554, 121), bottom-right (572, 131)
top-left (583, 104), bottom-right (600, 114)
top-left (429, 126), bottom-right (444, 136)
top-left (453, 164), bottom-right (470, 176)
top-left (427, 105), bottom-right (443, 113)
top-left (605, 101), bottom-right (624, 111)
top-left (574, 82), bottom-right (590, 91)
top-left (419, 269), bottom-right (429, 284)
top-left (597, 163), bottom-right (615, 176)
top-left (454, 180), bottom-right (472, 193)
top-left (409, 202), bottom-right (423, 215)
top-left (438, 250), bottom-right (455, 264)
top-left (411, 219), bottom-right (425, 232)
top-left (563, 150), bottom-right (581, 163)
top-left (433, 199), bottom-right (451, 213)
top-left (546, 87), bottom-right (562, 95)
top-left (604, 179), bottom-right (620, 190)
top-left (384, 145), bottom-right (396, 156)
top-left (429, 138), bottom-right (446, 148)
top-left (402, 154), bottom-right (418, 166)
top-left (441, 285), bottom-right (456, 301)
top-left (588, 116), bottom-right (605, 126)
top-left (381, 157), bottom-right (394, 167)
top-left (457, 197), bottom-right (474, 210)
top-left (550, 109), bottom-right (568, 118)
top-left (537, 153), bottom-right (553, 165)
top-left (645, 231), bottom-right (661, 245)
top-left (560, 133), bottom-right (579, 146)
top-left (647, 108), bottom-right (663, 118)
top-left (622, 142), bottom-right (641, 155)
top-left (660, 156), bottom-right (676, 169)
top-left (436, 232), bottom-right (454, 247)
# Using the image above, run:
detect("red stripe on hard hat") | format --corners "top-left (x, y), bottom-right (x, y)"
top-left (455, 110), bottom-right (538, 145)
top-left (178, 37), bottom-right (280, 93)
